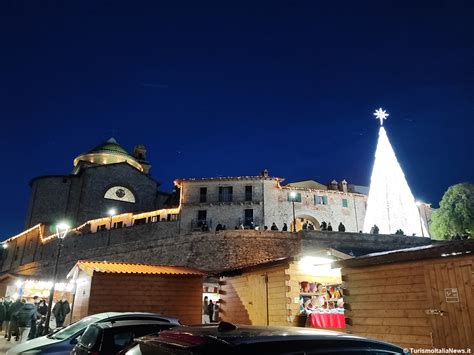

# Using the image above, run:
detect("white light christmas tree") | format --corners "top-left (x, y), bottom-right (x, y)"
top-left (363, 108), bottom-right (429, 237)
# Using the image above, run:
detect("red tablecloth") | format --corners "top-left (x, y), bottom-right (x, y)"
top-left (308, 313), bottom-right (346, 329)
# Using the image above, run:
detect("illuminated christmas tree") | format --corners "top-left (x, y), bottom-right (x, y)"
top-left (363, 108), bottom-right (429, 236)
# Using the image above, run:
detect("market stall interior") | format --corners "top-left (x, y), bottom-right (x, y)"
top-left (0, 273), bottom-right (74, 329)
top-left (218, 248), bottom-right (350, 329)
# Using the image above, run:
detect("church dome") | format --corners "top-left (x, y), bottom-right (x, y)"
top-left (73, 138), bottom-right (144, 173)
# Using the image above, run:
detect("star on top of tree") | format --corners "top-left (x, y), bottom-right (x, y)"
top-left (374, 108), bottom-right (389, 125)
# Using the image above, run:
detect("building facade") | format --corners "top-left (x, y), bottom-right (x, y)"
top-left (24, 138), bottom-right (171, 231)
top-left (0, 138), bottom-right (436, 281)
top-left (176, 172), bottom-right (368, 233)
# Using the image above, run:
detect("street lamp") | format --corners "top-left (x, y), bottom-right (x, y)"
top-left (44, 222), bottom-right (70, 334)
top-left (290, 191), bottom-right (297, 233)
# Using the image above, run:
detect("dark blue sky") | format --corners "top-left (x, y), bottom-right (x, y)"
top-left (0, 1), bottom-right (473, 239)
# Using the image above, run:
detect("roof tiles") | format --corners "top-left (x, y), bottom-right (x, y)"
top-left (75, 260), bottom-right (205, 276)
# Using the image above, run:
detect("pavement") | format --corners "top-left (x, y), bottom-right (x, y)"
top-left (0, 332), bottom-right (17, 354)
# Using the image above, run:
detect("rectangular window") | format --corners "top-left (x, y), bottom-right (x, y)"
top-left (342, 198), bottom-right (348, 208)
top-left (113, 221), bottom-right (124, 228)
top-left (197, 210), bottom-right (207, 222)
top-left (199, 187), bottom-right (207, 203)
top-left (315, 195), bottom-right (328, 205)
top-left (245, 185), bottom-right (253, 202)
top-left (134, 218), bottom-right (146, 226)
top-left (97, 224), bottom-right (107, 232)
top-left (288, 192), bottom-right (302, 202)
top-left (169, 214), bottom-right (178, 221)
top-left (244, 209), bottom-right (254, 226)
top-left (219, 186), bottom-right (233, 202)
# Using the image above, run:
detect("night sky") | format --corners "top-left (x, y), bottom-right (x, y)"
top-left (0, 1), bottom-right (472, 239)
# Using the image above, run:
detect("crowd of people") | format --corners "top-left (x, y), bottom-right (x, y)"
top-left (0, 295), bottom-right (70, 343)
top-left (207, 220), bottom-right (352, 233)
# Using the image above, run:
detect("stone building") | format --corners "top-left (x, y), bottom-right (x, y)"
top-left (176, 171), bottom-right (368, 233)
top-left (0, 138), bottom-right (435, 285)
top-left (24, 138), bottom-right (171, 230)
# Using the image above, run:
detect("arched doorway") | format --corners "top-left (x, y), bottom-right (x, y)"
top-left (290, 214), bottom-right (320, 232)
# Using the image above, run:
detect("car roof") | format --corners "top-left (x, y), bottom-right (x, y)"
top-left (153, 323), bottom-right (403, 350)
top-left (96, 312), bottom-right (181, 325)
top-left (90, 319), bottom-right (177, 329)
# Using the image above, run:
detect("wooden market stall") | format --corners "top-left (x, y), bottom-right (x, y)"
top-left (67, 260), bottom-right (205, 324)
top-left (336, 240), bottom-right (474, 351)
top-left (218, 249), bottom-right (350, 329)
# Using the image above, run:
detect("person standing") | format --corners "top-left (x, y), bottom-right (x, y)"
top-left (28, 296), bottom-right (41, 339)
top-left (327, 222), bottom-right (333, 231)
top-left (16, 300), bottom-right (37, 343)
top-left (207, 300), bottom-right (214, 323)
top-left (202, 296), bottom-right (209, 324)
top-left (37, 299), bottom-right (48, 317)
top-left (338, 222), bottom-right (346, 232)
top-left (7, 298), bottom-right (23, 341)
top-left (320, 221), bottom-right (327, 231)
top-left (282, 223), bottom-right (288, 231)
top-left (52, 296), bottom-right (70, 328)
top-left (213, 302), bottom-right (219, 323)
top-left (0, 298), bottom-right (6, 333)
top-left (3, 296), bottom-right (12, 338)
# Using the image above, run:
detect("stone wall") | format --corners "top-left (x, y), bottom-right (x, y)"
top-left (1, 221), bottom-right (433, 281)
top-left (263, 182), bottom-right (367, 232)
top-left (179, 178), bottom-right (267, 231)
top-left (179, 178), bottom-right (368, 234)
top-left (25, 163), bottom-right (160, 230)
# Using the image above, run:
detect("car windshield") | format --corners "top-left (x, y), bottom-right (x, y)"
top-left (51, 315), bottom-right (103, 340)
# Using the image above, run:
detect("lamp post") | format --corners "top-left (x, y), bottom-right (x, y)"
top-left (107, 208), bottom-right (116, 246)
top-left (44, 222), bottom-right (70, 334)
top-left (290, 191), bottom-right (297, 233)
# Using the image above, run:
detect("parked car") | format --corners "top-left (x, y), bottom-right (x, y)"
top-left (7, 312), bottom-right (180, 355)
top-left (124, 322), bottom-right (408, 355)
top-left (71, 319), bottom-right (177, 355)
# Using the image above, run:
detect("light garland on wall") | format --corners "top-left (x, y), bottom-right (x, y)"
top-left (3, 224), bottom-right (44, 244)
top-left (3, 206), bottom-right (182, 245)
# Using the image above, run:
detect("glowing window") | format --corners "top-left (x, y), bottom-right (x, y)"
top-left (104, 186), bottom-right (136, 203)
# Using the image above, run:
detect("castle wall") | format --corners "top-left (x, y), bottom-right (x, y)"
top-left (0, 224), bottom-right (432, 283)
top-left (25, 176), bottom-right (79, 228)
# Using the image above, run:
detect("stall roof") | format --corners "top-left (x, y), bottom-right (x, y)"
top-left (217, 257), bottom-right (292, 277)
top-left (217, 248), bottom-right (352, 277)
top-left (334, 240), bottom-right (474, 269)
top-left (0, 273), bottom-right (19, 282)
top-left (68, 260), bottom-right (206, 278)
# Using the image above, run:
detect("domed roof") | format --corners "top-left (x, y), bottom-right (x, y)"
top-left (73, 137), bottom-right (143, 172)
top-left (89, 137), bottom-right (130, 156)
